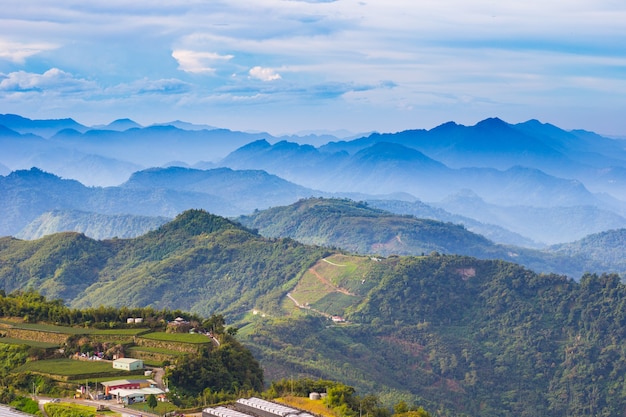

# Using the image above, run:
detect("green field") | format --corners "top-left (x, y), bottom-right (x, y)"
top-left (89, 328), bottom-right (150, 335)
top-left (139, 331), bottom-right (212, 344)
top-left (0, 319), bottom-right (150, 335)
top-left (127, 400), bottom-right (177, 415)
top-left (0, 337), bottom-right (60, 348)
top-left (13, 358), bottom-right (118, 376)
top-left (128, 346), bottom-right (185, 356)
top-left (289, 255), bottom-right (367, 314)
top-left (0, 320), bottom-right (82, 334)
top-left (68, 375), bottom-right (149, 384)
top-left (44, 402), bottom-right (98, 417)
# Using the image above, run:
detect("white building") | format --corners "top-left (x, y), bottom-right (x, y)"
top-left (109, 387), bottom-right (165, 405)
top-left (112, 358), bottom-right (144, 371)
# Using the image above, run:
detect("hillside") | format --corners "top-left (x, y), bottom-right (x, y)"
top-left (236, 198), bottom-right (612, 278)
top-left (4, 211), bottom-right (626, 415)
top-left (0, 209), bottom-right (330, 316)
top-left (239, 254), bottom-right (626, 417)
top-left (547, 228), bottom-right (626, 274)
top-left (16, 210), bottom-right (170, 240)
top-left (238, 198), bottom-right (511, 259)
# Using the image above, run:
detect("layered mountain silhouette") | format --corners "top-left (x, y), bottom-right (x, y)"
top-left (2, 114), bottom-right (626, 247)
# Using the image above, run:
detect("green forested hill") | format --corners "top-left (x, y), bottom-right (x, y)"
top-left (4, 209), bottom-right (626, 416)
top-left (547, 228), bottom-right (626, 275)
top-left (236, 197), bottom-right (597, 277)
top-left (0, 209), bottom-right (330, 317)
top-left (240, 254), bottom-right (626, 417)
top-left (237, 198), bottom-right (504, 257)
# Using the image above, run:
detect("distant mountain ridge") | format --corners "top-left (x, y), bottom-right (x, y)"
top-left (16, 210), bottom-right (170, 240)
top-left (2, 113), bottom-right (626, 248)
top-left (0, 167), bottom-right (323, 237)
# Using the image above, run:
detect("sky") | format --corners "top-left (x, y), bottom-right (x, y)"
top-left (1, 0), bottom-right (625, 136)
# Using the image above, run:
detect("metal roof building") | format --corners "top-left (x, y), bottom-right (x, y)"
top-left (235, 398), bottom-right (315, 417)
top-left (203, 406), bottom-right (254, 417)
top-left (0, 405), bottom-right (33, 417)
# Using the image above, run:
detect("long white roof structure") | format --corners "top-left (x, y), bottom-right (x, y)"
top-left (235, 398), bottom-right (315, 417)
top-left (0, 405), bottom-right (33, 417)
top-left (204, 406), bottom-right (254, 417)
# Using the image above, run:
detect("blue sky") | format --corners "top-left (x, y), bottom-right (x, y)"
top-left (1, 0), bottom-right (625, 136)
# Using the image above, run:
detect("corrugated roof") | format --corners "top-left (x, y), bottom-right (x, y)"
top-left (204, 406), bottom-right (252, 417)
top-left (109, 387), bottom-right (164, 397)
top-left (0, 405), bottom-right (33, 417)
top-left (236, 398), bottom-right (300, 417)
top-left (101, 379), bottom-right (153, 386)
top-left (113, 358), bottom-right (143, 364)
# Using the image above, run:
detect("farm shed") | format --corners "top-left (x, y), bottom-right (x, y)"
top-left (235, 398), bottom-right (315, 417)
top-left (109, 387), bottom-right (164, 405)
top-left (112, 358), bottom-right (144, 371)
top-left (0, 405), bottom-right (33, 417)
top-left (101, 379), bottom-right (155, 395)
top-left (203, 407), bottom-right (253, 417)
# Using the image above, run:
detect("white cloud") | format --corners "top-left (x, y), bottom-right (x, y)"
top-left (0, 68), bottom-right (97, 93)
top-left (249, 66), bottom-right (282, 81)
top-left (0, 39), bottom-right (57, 63)
top-left (172, 49), bottom-right (234, 74)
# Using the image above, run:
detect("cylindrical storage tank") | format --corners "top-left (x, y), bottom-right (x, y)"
top-left (309, 393), bottom-right (321, 400)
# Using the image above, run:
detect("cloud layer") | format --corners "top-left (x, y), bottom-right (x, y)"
top-left (0, 0), bottom-right (625, 134)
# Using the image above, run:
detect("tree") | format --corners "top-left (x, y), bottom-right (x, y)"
top-left (147, 394), bottom-right (158, 411)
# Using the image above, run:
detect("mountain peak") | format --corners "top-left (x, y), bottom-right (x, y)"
top-left (474, 117), bottom-right (509, 130)
top-left (105, 118), bottom-right (142, 131)
top-left (154, 209), bottom-right (243, 237)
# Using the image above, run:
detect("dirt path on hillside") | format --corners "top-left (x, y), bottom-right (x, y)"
top-left (322, 258), bottom-right (346, 267)
top-left (309, 267), bottom-right (356, 296)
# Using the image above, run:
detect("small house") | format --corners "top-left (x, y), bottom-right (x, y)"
top-left (112, 358), bottom-right (144, 371)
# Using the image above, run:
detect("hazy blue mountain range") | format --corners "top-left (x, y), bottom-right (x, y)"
top-left (0, 167), bottom-right (321, 237)
top-left (318, 117), bottom-right (626, 198)
top-left (366, 199), bottom-right (540, 247)
top-left (434, 190), bottom-right (626, 245)
top-left (219, 138), bottom-right (615, 207)
top-left (2, 113), bottom-right (626, 247)
top-left (0, 114), bottom-right (347, 186)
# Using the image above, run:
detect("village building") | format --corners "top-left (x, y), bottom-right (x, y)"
top-left (100, 379), bottom-right (155, 396)
top-left (112, 358), bottom-right (144, 371)
top-left (109, 387), bottom-right (165, 405)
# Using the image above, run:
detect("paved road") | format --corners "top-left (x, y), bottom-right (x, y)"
top-left (37, 396), bottom-right (160, 417)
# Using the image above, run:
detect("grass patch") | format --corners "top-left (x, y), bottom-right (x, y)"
top-left (139, 332), bottom-right (212, 344)
top-left (127, 400), bottom-right (177, 415)
top-left (0, 337), bottom-right (60, 348)
top-left (89, 328), bottom-right (150, 336)
top-left (311, 292), bottom-right (359, 316)
top-left (14, 358), bottom-right (118, 376)
top-left (128, 346), bottom-right (184, 356)
top-left (276, 396), bottom-right (337, 417)
top-left (45, 402), bottom-right (97, 417)
top-left (67, 375), bottom-right (148, 384)
top-left (0, 320), bottom-right (150, 336)
top-left (0, 320), bottom-right (84, 334)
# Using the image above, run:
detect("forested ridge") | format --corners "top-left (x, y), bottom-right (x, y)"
top-left (241, 255), bottom-right (626, 416)
top-left (236, 197), bottom-right (622, 277)
top-left (3, 209), bottom-right (626, 415)
top-left (0, 209), bottom-right (330, 317)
